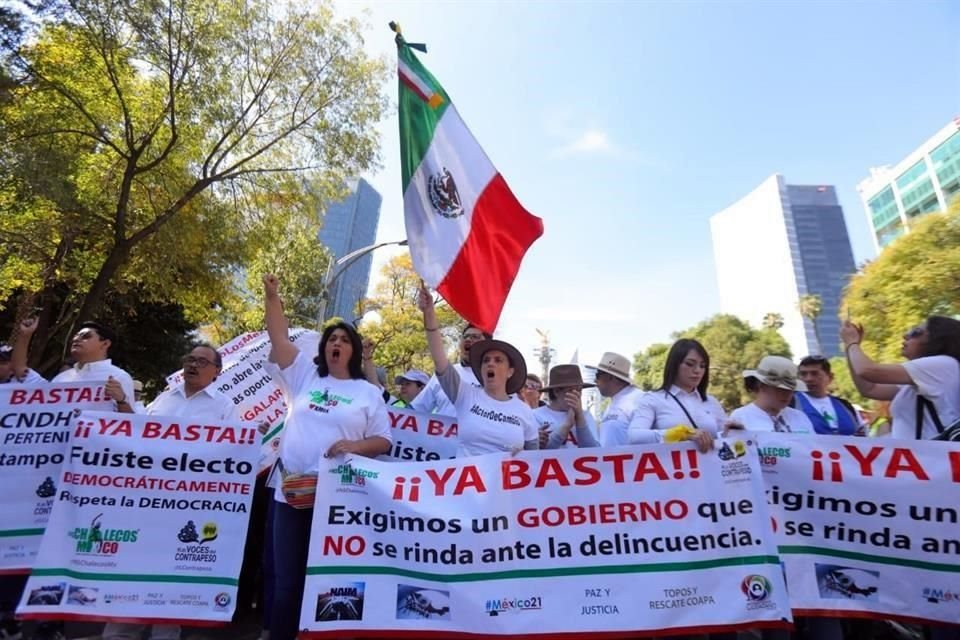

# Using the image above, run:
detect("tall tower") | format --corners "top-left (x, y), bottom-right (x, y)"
top-left (710, 174), bottom-right (856, 358)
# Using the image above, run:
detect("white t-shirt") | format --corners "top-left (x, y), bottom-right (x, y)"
top-left (729, 402), bottom-right (814, 434)
top-left (890, 355), bottom-right (960, 440)
top-left (534, 405), bottom-right (599, 449)
top-left (2, 369), bottom-right (47, 384)
top-left (410, 363), bottom-right (479, 417)
top-left (629, 386), bottom-right (726, 445)
top-left (800, 393), bottom-right (838, 427)
top-left (266, 352), bottom-right (391, 476)
top-left (52, 359), bottom-right (134, 410)
top-left (437, 366), bottom-right (537, 457)
top-left (599, 385), bottom-right (645, 446)
top-left (146, 383), bottom-right (242, 422)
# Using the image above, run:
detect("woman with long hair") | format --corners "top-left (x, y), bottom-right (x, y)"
top-left (842, 315), bottom-right (960, 440)
top-left (628, 338), bottom-right (722, 451)
top-left (418, 284), bottom-right (538, 456)
top-left (262, 274), bottom-right (391, 640)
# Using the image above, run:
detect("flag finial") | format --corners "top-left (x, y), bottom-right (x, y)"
top-left (389, 21), bottom-right (427, 53)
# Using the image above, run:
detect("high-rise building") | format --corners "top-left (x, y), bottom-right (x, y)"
top-left (710, 174), bottom-right (856, 358)
top-left (318, 178), bottom-right (383, 322)
top-left (858, 118), bottom-right (960, 251)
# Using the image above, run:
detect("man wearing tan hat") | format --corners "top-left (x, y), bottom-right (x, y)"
top-left (728, 355), bottom-right (814, 433)
top-left (536, 364), bottom-right (600, 449)
top-left (586, 352), bottom-right (645, 446)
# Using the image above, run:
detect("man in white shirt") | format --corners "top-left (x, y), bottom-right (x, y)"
top-left (49, 321), bottom-right (136, 412)
top-left (103, 343), bottom-right (239, 640)
top-left (410, 324), bottom-right (490, 416)
top-left (586, 352), bottom-right (645, 447)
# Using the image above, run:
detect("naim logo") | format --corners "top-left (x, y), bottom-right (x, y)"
top-left (329, 463), bottom-right (379, 487)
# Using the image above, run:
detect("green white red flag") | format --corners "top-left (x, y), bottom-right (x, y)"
top-left (396, 33), bottom-right (543, 333)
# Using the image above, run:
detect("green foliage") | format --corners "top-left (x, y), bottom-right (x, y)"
top-left (843, 201), bottom-right (960, 362)
top-left (632, 314), bottom-right (791, 411)
top-left (360, 254), bottom-right (463, 384)
top-left (762, 312), bottom-right (784, 330)
top-left (827, 356), bottom-right (870, 408)
top-left (0, 0), bottom-right (387, 371)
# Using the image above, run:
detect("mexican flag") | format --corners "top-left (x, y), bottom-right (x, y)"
top-left (396, 35), bottom-right (544, 334)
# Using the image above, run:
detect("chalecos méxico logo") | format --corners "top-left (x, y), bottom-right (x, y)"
top-left (69, 514), bottom-right (139, 555)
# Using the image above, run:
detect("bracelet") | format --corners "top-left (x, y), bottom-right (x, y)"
top-left (845, 342), bottom-right (860, 351)
top-left (426, 326), bottom-right (439, 332)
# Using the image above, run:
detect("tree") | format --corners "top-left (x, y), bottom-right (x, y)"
top-left (762, 312), bottom-right (784, 330)
top-left (843, 201), bottom-right (960, 362)
top-left (632, 314), bottom-right (791, 411)
top-left (797, 293), bottom-right (823, 354)
top-left (0, 0), bottom-right (387, 367)
top-left (360, 254), bottom-right (463, 384)
top-left (827, 356), bottom-right (870, 409)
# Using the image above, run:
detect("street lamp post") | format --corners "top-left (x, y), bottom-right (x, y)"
top-left (315, 238), bottom-right (408, 331)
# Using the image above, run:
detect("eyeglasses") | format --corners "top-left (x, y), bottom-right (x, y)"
top-left (524, 382), bottom-right (542, 391)
top-left (462, 333), bottom-right (485, 342)
top-left (905, 326), bottom-right (926, 339)
top-left (182, 355), bottom-right (215, 368)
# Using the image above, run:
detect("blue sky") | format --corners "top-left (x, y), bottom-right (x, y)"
top-left (342, 0), bottom-right (960, 372)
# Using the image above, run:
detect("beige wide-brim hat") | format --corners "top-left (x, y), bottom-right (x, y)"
top-left (585, 352), bottom-right (633, 385)
top-left (743, 355), bottom-right (807, 392)
top-left (469, 339), bottom-right (528, 395)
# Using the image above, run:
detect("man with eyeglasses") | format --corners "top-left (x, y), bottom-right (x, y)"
top-left (795, 355), bottom-right (863, 436)
top-left (520, 373), bottom-right (544, 409)
top-left (103, 343), bottom-right (238, 640)
top-left (48, 320), bottom-right (137, 412)
top-left (410, 324), bottom-right (491, 416)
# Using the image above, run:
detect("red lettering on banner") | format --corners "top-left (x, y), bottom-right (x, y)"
top-left (142, 422), bottom-right (241, 443)
top-left (97, 418), bottom-right (132, 436)
top-left (425, 466), bottom-right (485, 495)
top-left (572, 457), bottom-right (602, 485)
top-left (885, 448), bottom-right (929, 480)
top-left (633, 452), bottom-right (669, 481)
top-left (537, 458), bottom-right (570, 487)
top-left (844, 445), bottom-right (883, 476)
top-left (950, 451), bottom-right (960, 483)
top-left (9, 386), bottom-right (102, 405)
top-left (502, 459), bottom-right (530, 490)
top-left (602, 453), bottom-right (633, 482)
top-left (426, 419), bottom-right (457, 437)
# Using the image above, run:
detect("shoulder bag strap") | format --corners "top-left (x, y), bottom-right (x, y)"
top-left (666, 391), bottom-right (699, 430)
top-left (916, 396), bottom-right (945, 439)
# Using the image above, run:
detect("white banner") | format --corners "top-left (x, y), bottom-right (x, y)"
top-left (759, 433), bottom-right (960, 625)
top-left (381, 407), bottom-right (457, 462)
top-left (301, 440), bottom-right (792, 637)
top-left (0, 383), bottom-right (113, 573)
top-left (17, 410), bottom-right (258, 625)
top-left (166, 328), bottom-right (320, 474)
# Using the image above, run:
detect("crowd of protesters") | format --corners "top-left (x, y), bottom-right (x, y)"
top-left (1, 274), bottom-right (959, 640)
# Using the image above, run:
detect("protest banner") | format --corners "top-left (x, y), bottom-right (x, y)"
top-left (381, 406), bottom-right (457, 462)
top-left (757, 433), bottom-right (960, 626)
top-left (0, 383), bottom-right (113, 573)
top-left (17, 410), bottom-right (258, 625)
top-left (166, 328), bottom-right (319, 474)
top-left (301, 440), bottom-right (791, 637)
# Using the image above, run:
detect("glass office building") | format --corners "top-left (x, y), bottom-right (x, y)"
top-left (858, 118), bottom-right (960, 250)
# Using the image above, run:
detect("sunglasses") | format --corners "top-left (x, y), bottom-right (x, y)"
top-left (182, 355), bottom-right (215, 368)
top-left (524, 382), bottom-right (542, 391)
